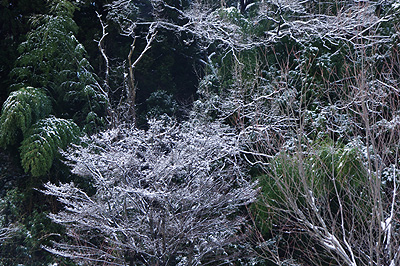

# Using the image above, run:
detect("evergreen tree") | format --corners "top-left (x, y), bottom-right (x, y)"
top-left (20, 116), bottom-right (80, 177)
top-left (0, 87), bottom-right (51, 146)
top-left (0, 0), bottom-right (108, 177)
top-left (11, 0), bottom-right (107, 128)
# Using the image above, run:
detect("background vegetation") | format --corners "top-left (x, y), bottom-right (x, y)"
top-left (1, 0), bottom-right (400, 265)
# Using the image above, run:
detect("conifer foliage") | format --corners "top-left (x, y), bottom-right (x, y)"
top-left (0, 87), bottom-right (80, 176)
top-left (11, 0), bottom-right (107, 126)
top-left (20, 116), bottom-right (80, 177)
top-left (0, 87), bottom-right (51, 146)
top-left (0, 0), bottom-right (107, 177)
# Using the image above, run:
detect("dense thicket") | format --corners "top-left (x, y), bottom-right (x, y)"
top-left (1, 0), bottom-right (400, 265)
top-left (43, 119), bottom-right (257, 265)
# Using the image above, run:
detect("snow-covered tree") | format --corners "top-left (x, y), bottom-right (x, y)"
top-left (244, 2), bottom-right (400, 264)
top-left (102, 0), bottom-right (389, 126)
top-left (43, 118), bottom-right (258, 265)
top-left (110, 0), bottom-right (391, 53)
top-left (195, 0), bottom-right (397, 155)
top-left (183, 1), bottom-right (400, 265)
top-left (253, 91), bottom-right (400, 265)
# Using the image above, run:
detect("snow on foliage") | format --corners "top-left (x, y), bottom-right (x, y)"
top-left (0, 87), bottom-right (51, 147)
top-left (20, 116), bottom-right (80, 177)
top-left (43, 118), bottom-right (257, 265)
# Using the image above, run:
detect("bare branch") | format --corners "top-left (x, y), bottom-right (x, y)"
top-left (43, 119), bottom-right (257, 265)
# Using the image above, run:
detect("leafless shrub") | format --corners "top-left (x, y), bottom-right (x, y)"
top-left (42, 118), bottom-right (258, 265)
top-left (249, 15), bottom-right (400, 266)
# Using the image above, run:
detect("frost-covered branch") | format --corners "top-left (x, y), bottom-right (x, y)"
top-left (249, 33), bottom-right (400, 265)
top-left (126, 23), bottom-right (158, 125)
top-left (43, 118), bottom-right (257, 265)
top-left (128, 0), bottom-right (393, 52)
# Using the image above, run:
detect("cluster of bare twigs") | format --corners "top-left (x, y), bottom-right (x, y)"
top-left (40, 1), bottom-right (400, 265)
top-left (243, 10), bottom-right (400, 266)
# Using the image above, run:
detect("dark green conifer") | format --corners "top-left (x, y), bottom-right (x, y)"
top-left (0, 87), bottom-right (51, 146)
top-left (20, 116), bottom-right (80, 177)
